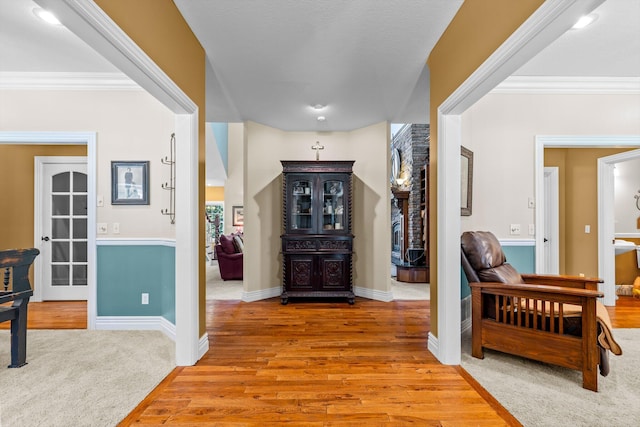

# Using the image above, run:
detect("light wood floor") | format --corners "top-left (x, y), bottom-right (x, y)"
top-left (9, 297), bottom-right (640, 425)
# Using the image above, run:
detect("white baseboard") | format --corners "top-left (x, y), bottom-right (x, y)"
top-left (354, 286), bottom-right (393, 302)
top-left (242, 286), bottom-right (281, 302)
top-left (427, 332), bottom-right (438, 358)
top-left (95, 316), bottom-right (176, 341)
top-left (199, 333), bottom-right (209, 360)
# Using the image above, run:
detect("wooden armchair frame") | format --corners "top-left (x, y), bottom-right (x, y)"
top-left (470, 274), bottom-right (603, 391)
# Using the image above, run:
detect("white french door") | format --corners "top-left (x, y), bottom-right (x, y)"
top-left (37, 157), bottom-right (88, 300)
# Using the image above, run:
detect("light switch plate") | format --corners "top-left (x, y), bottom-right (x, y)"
top-left (510, 224), bottom-right (521, 235)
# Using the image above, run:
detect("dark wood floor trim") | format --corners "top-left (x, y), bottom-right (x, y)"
top-left (117, 366), bottom-right (184, 426)
top-left (456, 365), bottom-right (523, 427)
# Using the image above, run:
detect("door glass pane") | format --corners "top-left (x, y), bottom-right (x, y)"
top-left (73, 242), bottom-right (87, 262)
top-left (52, 241), bottom-right (70, 262)
top-left (73, 195), bottom-right (87, 216)
top-left (52, 172), bottom-right (70, 192)
top-left (73, 172), bottom-right (87, 192)
top-left (72, 265), bottom-right (88, 286)
top-left (323, 180), bottom-right (344, 230)
top-left (73, 219), bottom-right (87, 239)
top-left (52, 195), bottom-right (70, 215)
top-left (51, 265), bottom-right (69, 286)
top-left (291, 179), bottom-right (312, 230)
top-left (52, 218), bottom-right (70, 239)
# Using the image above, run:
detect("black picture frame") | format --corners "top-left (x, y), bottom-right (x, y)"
top-left (461, 146), bottom-right (473, 216)
top-left (111, 161), bottom-right (149, 205)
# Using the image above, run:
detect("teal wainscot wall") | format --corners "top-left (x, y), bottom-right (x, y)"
top-left (97, 243), bottom-right (175, 323)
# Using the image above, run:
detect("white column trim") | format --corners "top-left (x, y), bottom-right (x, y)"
top-left (433, 0), bottom-right (604, 365)
top-left (36, 0), bottom-right (201, 365)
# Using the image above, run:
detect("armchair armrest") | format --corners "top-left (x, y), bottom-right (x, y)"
top-left (521, 274), bottom-right (602, 291)
top-left (469, 281), bottom-right (603, 301)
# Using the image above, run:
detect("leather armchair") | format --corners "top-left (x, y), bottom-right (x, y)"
top-left (461, 230), bottom-right (621, 391)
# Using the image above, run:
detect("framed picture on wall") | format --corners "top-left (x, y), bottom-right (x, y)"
top-left (232, 206), bottom-right (244, 226)
top-left (111, 161), bottom-right (149, 205)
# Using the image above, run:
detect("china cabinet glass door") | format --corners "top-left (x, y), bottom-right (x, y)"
top-left (290, 177), bottom-right (313, 231)
top-left (320, 176), bottom-right (346, 232)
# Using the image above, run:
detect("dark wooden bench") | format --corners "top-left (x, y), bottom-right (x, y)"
top-left (1, 248), bottom-right (39, 368)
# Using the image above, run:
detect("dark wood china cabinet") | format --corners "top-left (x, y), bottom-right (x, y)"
top-left (280, 160), bottom-right (355, 304)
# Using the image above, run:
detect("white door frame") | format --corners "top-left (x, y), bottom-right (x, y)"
top-left (598, 147), bottom-right (640, 306)
top-left (534, 136), bottom-right (640, 306)
top-left (37, 0), bottom-right (202, 365)
top-left (431, 0), bottom-right (604, 364)
top-left (543, 167), bottom-right (560, 274)
top-left (34, 155), bottom-right (89, 302)
top-left (0, 133), bottom-right (97, 322)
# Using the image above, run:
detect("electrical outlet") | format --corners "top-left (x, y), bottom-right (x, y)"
top-left (528, 224), bottom-right (535, 235)
top-left (112, 223), bottom-right (120, 234)
top-left (141, 293), bottom-right (149, 305)
top-left (510, 224), bottom-right (521, 235)
top-left (97, 223), bottom-right (108, 234)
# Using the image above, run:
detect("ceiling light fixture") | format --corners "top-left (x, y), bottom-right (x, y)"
top-left (33, 8), bottom-right (62, 25)
top-left (317, 116), bottom-right (326, 122)
top-left (572, 14), bottom-right (597, 29)
top-left (312, 104), bottom-right (325, 110)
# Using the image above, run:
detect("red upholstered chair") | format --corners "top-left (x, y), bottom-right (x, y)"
top-left (215, 234), bottom-right (243, 280)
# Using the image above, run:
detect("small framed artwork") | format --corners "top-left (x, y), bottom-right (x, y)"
top-left (232, 206), bottom-right (244, 226)
top-left (111, 161), bottom-right (149, 205)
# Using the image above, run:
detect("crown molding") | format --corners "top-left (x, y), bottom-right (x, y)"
top-left (0, 71), bottom-right (141, 90)
top-left (492, 76), bottom-right (640, 94)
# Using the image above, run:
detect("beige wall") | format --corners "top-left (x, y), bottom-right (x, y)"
top-left (243, 121), bottom-right (390, 295)
top-left (0, 89), bottom-right (175, 239)
top-left (224, 123), bottom-right (244, 235)
top-left (427, 0), bottom-right (545, 336)
top-left (461, 93), bottom-right (640, 241)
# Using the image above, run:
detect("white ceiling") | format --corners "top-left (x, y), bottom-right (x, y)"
top-left (1, 0), bottom-right (638, 183)
top-left (173, 0), bottom-right (463, 131)
top-left (2, 0), bottom-right (638, 129)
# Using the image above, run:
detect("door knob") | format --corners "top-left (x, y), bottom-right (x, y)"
top-left (41, 236), bottom-right (50, 242)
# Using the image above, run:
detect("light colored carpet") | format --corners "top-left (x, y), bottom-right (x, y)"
top-left (0, 329), bottom-right (174, 427)
top-left (206, 262), bottom-right (429, 300)
top-left (461, 328), bottom-right (640, 426)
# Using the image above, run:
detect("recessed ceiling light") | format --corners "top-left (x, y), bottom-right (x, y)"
top-left (33, 8), bottom-right (62, 26)
top-left (317, 116), bottom-right (326, 122)
top-left (312, 104), bottom-right (325, 110)
top-left (572, 14), bottom-right (597, 29)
